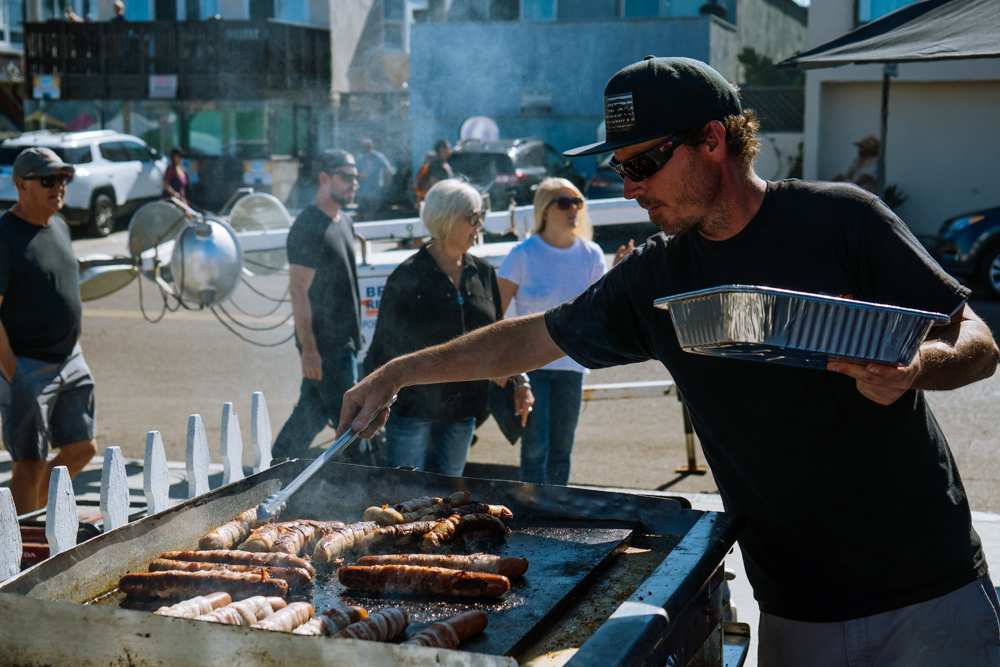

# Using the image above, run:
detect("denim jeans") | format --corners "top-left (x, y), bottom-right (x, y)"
top-left (520, 369), bottom-right (583, 485)
top-left (384, 413), bottom-right (475, 476)
top-left (272, 348), bottom-right (357, 460)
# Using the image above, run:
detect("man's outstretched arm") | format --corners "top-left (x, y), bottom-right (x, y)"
top-left (339, 314), bottom-right (563, 436)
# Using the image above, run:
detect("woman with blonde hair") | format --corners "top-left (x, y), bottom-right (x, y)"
top-left (365, 179), bottom-right (532, 475)
top-left (497, 177), bottom-right (606, 484)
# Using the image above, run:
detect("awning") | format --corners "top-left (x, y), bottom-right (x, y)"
top-left (779, 0), bottom-right (1000, 69)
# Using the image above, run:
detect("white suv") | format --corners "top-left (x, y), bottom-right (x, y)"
top-left (0, 130), bottom-right (168, 236)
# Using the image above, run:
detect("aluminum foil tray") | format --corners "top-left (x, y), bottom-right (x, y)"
top-left (654, 285), bottom-right (950, 370)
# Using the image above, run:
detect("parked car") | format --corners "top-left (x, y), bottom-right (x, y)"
top-left (0, 130), bottom-right (167, 236)
top-left (931, 204), bottom-right (1000, 298)
top-left (449, 138), bottom-right (584, 209)
top-left (585, 154), bottom-right (625, 199)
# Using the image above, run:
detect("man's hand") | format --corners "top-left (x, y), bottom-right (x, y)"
top-left (301, 348), bottom-right (323, 381)
top-left (514, 385), bottom-right (534, 427)
top-left (613, 239), bottom-right (636, 267)
top-left (338, 365), bottom-right (400, 438)
top-left (827, 354), bottom-right (922, 406)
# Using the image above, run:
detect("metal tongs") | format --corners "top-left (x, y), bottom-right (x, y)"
top-left (256, 396), bottom-right (396, 522)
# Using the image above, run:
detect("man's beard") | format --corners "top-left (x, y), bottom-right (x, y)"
top-left (642, 163), bottom-right (721, 236)
top-left (330, 190), bottom-right (353, 207)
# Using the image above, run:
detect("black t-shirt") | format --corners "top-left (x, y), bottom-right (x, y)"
top-left (0, 212), bottom-right (82, 363)
top-left (364, 246), bottom-right (502, 421)
top-left (545, 180), bottom-right (981, 622)
top-left (286, 205), bottom-right (361, 352)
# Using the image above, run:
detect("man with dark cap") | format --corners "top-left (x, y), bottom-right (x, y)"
top-left (338, 57), bottom-right (1000, 665)
top-left (272, 149), bottom-right (363, 460)
top-left (0, 147), bottom-right (98, 512)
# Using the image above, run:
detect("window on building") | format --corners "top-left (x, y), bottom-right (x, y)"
top-left (198, 0), bottom-right (219, 19)
top-left (1, 0), bottom-right (23, 45)
top-left (624, 0), bottom-right (663, 17)
top-left (384, 0), bottom-right (406, 51)
top-left (126, 0), bottom-right (154, 21)
top-left (857, 0), bottom-right (917, 22)
top-left (276, 0), bottom-right (307, 23)
top-left (558, 0), bottom-right (615, 20)
top-left (522, 0), bottom-right (556, 21)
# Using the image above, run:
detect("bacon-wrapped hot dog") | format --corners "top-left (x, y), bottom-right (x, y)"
top-left (420, 514), bottom-right (462, 552)
top-left (148, 559), bottom-right (313, 589)
top-left (402, 610), bottom-right (488, 649)
top-left (119, 570), bottom-right (288, 600)
top-left (312, 522), bottom-right (379, 564)
top-left (338, 565), bottom-right (510, 598)
top-left (332, 607), bottom-right (408, 642)
top-left (370, 520), bottom-right (438, 549)
top-left (362, 505), bottom-right (405, 526)
top-left (158, 549), bottom-right (315, 576)
top-left (251, 601), bottom-right (314, 632)
top-left (356, 553), bottom-right (528, 578)
top-left (198, 509), bottom-right (261, 550)
top-left (195, 596), bottom-right (287, 625)
top-left (154, 592), bottom-right (232, 618)
top-left (293, 604), bottom-right (369, 636)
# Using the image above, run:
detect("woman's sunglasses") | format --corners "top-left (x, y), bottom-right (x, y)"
top-left (27, 174), bottom-right (74, 188)
top-left (608, 135), bottom-right (685, 182)
top-left (553, 196), bottom-right (584, 211)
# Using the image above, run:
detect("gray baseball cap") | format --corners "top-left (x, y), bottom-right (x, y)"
top-left (13, 147), bottom-right (75, 180)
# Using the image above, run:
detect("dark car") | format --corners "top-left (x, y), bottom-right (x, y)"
top-left (931, 205), bottom-right (1000, 298)
top-left (449, 138), bottom-right (584, 209)
top-left (585, 154), bottom-right (625, 199)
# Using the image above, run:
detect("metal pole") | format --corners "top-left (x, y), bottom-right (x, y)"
top-left (675, 388), bottom-right (706, 475)
top-left (876, 63), bottom-right (896, 195)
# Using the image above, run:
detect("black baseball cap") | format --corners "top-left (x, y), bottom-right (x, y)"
top-left (565, 56), bottom-right (742, 157)
top-left (316, 149), bottom-right (356, 174)
top-left (13, 147), bottom-right (75, 179)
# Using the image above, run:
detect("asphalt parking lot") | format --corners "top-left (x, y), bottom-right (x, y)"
top-left (69, 228), bottom-right (1000, 514)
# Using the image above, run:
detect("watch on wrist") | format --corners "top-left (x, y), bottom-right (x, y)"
top-left (511, 373), bottom-right (530, 389)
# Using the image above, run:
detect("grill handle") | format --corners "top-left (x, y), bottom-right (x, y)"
top-left (255, 396), bottom-right (396, 522)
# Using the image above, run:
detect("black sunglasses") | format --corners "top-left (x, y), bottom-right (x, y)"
top-left (608, 135), bottom-right (686, 182)
top-left (332, 170), bottom-right (360, 183)
top-left (553, 196), bottom-right (584, 211)
top-left (27, 174), bottom-right (73, 188)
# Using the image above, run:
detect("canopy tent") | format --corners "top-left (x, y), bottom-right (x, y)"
top-left (778, 0), bottom-right (1000, 191)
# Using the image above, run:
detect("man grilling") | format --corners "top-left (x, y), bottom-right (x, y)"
top-left (338, 57), bottom-right (1000, 665)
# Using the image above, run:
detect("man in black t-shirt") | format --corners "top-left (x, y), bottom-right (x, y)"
top-left (272, 149), bottom-right (363, 461)
top-left (338, 58), bottom-right (1000, 665)
top-left (0, 148), bottom-right (98, 513)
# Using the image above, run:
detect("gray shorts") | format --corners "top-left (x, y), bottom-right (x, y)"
top-left (0, 344), bottom-right (96, 461)
top-left (758, 574), bottom-right (1000, 667)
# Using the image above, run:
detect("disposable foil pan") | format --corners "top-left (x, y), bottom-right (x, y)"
top-left (654, 285), bottom-right (951, 369)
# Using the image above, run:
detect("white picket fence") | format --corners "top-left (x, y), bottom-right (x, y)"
top-left (0, 390), bottom-right (274, 580)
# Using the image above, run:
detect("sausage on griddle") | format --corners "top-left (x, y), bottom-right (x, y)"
top-left (119, 570), bottom-right (288, 600)
top-left (332, 607), bottom-right (408, 642)
top-left (356, 553), bottom-right (528, 578)
top-left (196, 596), bottom-right (287, 625)
top-left (402, 610), bottom-right (488, 649)
top-left (158, 549), bottom-right (315, 576)
top-left (251, 601), bottom-right (315, 632)
top-left (293, 604), bottom-right (369, 636)
top-left (154, 592), bottom-right (232, 618)
top-left (420, 513), bottom-right (462, 552)
top-left (338, 564), bottom-right (510, 598)
top-left (198, 509), bottom-right (261, 550)
top-left (312, 522), bottom-right (379, 564)
top-left (148, 558), bottom-right (313, 589)
top-left (362, 505), bottom-right (405, 526)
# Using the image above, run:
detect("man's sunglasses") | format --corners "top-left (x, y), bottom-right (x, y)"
top-left (467, 210), bottom-right (486, 226)
top-left (608, 135), bottom-right (685, 182)
top-left (27, 174), bottom-right (74, 188)
top-left (553, 196), bottom-right (584, 211)
top-left (332, 170), bottom-right (359, 183)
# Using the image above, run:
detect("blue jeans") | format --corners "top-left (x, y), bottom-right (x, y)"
top-left (272, 349), bottom-right (357, 460)
top-left (385, 414), bottom-right (475, 476)
top-left (520, 369), bottom-right (583, 485)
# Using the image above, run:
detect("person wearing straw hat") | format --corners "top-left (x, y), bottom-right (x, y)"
top-left (338, 56), bottom-right (1000, 666)
top-left (0, 148), bottom-right (98, 513)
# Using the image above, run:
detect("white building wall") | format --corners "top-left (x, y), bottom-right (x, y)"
top-left (802, 0), bottom-right (1000, 236)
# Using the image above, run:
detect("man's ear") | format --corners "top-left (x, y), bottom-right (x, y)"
top-left (703, 121), bottom-right (726, 153)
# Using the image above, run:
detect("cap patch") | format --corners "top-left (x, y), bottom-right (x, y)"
top-left (605, 93), bottom-right (636, 134)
